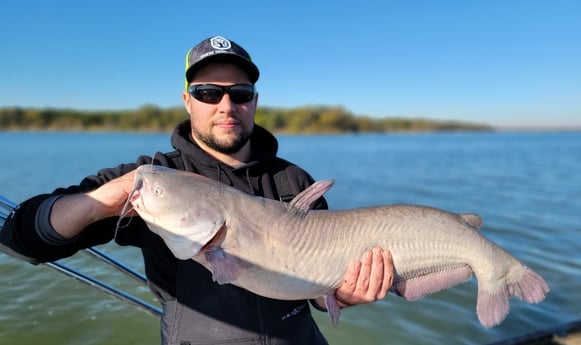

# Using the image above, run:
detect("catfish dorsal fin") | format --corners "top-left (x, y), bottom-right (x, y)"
top-left (460, 213), bottom-right (483, 229)
top-left (289, 180), bottom-right (334, 213)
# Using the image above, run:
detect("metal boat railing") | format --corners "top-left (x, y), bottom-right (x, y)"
top-left (0, 194), bottom-right (162, 317)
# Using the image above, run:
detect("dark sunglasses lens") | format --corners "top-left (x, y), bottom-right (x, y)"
top-left (228, 86), bottom-right (254, 104)
top-left (193, 86), bottom-right (224, 104)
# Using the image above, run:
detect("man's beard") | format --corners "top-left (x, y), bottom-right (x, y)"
top-left (193, 126), bottom-right (253, 154)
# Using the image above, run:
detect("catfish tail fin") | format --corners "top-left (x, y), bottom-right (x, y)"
top-left (476, 266), bottom-right (549, 328)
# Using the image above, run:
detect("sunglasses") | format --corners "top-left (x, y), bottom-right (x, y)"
top-left (188, 83), bottom-right (256, 104)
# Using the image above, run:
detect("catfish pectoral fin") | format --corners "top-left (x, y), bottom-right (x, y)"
top-left (205, 249), bottom-right (242, 285)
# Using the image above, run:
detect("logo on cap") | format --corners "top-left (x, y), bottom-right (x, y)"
top-left (210, 36), bottom-right (231, 50)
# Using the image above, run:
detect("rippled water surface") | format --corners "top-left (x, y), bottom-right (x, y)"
top-left (1, 131), bottom-right (579, 344)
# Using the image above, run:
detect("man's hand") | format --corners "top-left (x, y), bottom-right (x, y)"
top-left (313, 247), bottom-right (393, 310)
top-left (336, 247), bottom-right (393, 307)
top-left (86, 170), bottom-right (137, 218)
top-left (50, 170), bottom-right (137, 238)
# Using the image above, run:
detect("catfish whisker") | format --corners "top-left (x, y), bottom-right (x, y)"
top-left (114, 183), bottom-right (140, 240)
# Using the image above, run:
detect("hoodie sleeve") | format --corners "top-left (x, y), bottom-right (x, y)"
top-left (0, 160), bottom-right (150, 264)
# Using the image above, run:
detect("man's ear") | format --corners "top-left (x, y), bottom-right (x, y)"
top-left (182, 91), bottom-right (192, 113)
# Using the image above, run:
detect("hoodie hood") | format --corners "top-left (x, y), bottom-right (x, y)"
top-left (169, 119), bottom-right (279, 194)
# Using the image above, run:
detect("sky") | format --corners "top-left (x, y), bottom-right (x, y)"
top-left (1, 0), bottom-right (579, 128)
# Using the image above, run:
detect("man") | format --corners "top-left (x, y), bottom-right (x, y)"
top-left (0, 36), bottom-right (393, 345)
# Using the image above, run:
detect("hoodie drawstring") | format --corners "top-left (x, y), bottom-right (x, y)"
top-left (245, 169), bottom-right (255, 196)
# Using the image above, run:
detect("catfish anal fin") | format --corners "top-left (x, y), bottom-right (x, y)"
top-left (392, 265), bottom-right (473, 301)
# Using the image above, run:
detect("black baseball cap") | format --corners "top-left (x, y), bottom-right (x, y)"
top-left (184, 36), bottom-right (260, 88)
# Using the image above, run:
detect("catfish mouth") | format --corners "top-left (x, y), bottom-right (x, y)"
top-left (124, 178), bottom-right (144, 214)
top-left (129, 179), bottom-right (143, 204)
top-left (114, 178), bottom-right (143, 239)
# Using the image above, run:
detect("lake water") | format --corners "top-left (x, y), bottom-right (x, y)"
top-left (0, 131), bottom-right (579, 345)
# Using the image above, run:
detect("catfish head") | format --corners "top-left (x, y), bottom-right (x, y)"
top-left (129, 165), bottom-right (225, 260)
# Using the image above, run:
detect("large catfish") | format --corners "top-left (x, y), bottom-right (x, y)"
top-left (126, 165), bottom-right (549, 328)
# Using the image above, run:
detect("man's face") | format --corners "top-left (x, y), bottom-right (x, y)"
top-left (182, 62), bottom-right (258, 156)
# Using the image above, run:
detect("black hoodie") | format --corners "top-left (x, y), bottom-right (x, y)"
top-left (0, 120), bottom-right (329, 345)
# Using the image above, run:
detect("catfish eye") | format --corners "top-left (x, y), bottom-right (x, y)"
top-left (154, 186), bottom-right (164, 196)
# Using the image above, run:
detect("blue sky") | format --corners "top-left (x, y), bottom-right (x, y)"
top-left (1, 1), bottom-right (579, 128)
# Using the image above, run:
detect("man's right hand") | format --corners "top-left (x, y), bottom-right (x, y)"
top-left (50, 170), bottom-right (137, 238)
top-left (86, 170), bottom-right (137, 218)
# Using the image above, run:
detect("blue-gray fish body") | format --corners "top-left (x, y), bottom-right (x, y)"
top-left (128, 165), bottom-right (549, 328)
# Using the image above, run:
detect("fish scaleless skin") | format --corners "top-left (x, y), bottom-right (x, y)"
top-left (128, 165), bottom-right (549, 328)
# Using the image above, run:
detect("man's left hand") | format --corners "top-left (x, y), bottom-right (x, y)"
top-left (313, 247), bottom-right (393, 310)
top-left (335, 247), bottom-right (393, 307)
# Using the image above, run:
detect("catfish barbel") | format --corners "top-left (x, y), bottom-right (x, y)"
top-left (126, 165), bottom-right (549, 328)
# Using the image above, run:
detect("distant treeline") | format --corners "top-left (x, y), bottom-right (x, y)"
top-left (0, 105), bottom-right (492, 133)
